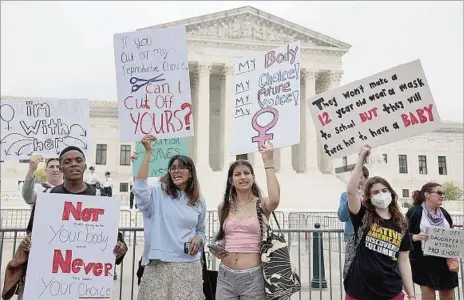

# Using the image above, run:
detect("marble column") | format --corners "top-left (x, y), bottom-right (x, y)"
top-left (278, 147), bottom-right (294, 173)
top-left (220, 65), bottom-right (235, 170)
top-left (250, 151), bottom-right (264, 168)
top-left (194, 64), bottom-right (212, 171)
top-left (321, 70), bottom-right (343, 174)
top-left (300, 70), bottom-right (318, 172)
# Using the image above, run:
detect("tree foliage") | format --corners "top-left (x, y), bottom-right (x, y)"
top-left (34, 167), bottom-right (47, 184)
top-left (442, 181), bottom-right (463, 201)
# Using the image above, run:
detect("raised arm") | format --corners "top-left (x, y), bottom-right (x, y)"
top-left (347, 145), bottom-right (370, 215)
top-left (261, 141), bottom-right (280, 215)
top-left (132, 134), bottom-right (157, 215)
top-left (21, 155), bottom-right (43, 205)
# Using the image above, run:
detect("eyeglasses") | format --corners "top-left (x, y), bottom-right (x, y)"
top-left (430, 191), bottom-right (445, 196)
top-left (168, 167), bottom-right (188, 173)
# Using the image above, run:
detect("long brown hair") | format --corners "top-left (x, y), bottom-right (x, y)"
top-left (412, 182), bottom-right (442, 206)
top-left (159, 155), bottom-right (201, 206)
top-left (215, 160), bottom-right (262, 242)
top-left (363, 176), bottom-right (407, 232)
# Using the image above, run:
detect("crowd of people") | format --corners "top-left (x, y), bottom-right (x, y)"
top-left (1, 136), bottom-right (460, 300)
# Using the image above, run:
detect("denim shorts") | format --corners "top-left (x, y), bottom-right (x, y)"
top-left (215, 264), bottom-right (266, 300)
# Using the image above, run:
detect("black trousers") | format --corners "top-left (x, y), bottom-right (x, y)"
top-left (103, 187), bottom-right (112, 197)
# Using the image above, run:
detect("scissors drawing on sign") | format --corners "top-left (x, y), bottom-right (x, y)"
top-left (130, 74), bottom-right (165, 93)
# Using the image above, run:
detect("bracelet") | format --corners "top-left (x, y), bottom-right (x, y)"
top-left (265, 167), bottom-right (274, 169)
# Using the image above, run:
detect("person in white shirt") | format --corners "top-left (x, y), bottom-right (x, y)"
top-left (84, 166), bottom-right (100, 187)
top-left (102, 171), bottom-right (113, 197)
top-left (21, 155), bottom-right (63, 206)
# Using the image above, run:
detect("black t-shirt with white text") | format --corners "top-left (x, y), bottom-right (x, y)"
top-left (344, 205), bottom-right (412, 300)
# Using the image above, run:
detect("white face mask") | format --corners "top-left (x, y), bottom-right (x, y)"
top-left (371, 192), bottom-right (392, 209)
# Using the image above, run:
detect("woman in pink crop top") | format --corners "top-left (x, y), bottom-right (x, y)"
top-left (211, 141), bottom-right (280, 299)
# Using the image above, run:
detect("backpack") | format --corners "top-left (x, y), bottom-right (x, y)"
top-left (342, 213), bottom-right (368, 280)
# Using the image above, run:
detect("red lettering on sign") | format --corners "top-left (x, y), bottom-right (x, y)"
top-left (62, 201), bottom-right (104, 222)
top-left (129, 110), bottom-right (185, 135)
top-left (124, 94), bottom-right (150, 110)
top-left (52, 249), bottom-right (112, 276)
top-left (401, 104), bottom-right (435, 128)
top-left (359, 107), bottom-right (379, 123)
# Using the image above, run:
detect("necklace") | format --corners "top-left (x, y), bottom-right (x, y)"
top-left (232, 196), bottom-right (255, 213)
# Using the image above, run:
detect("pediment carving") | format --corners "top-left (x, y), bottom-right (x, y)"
top-left (186, 13), bottom-right (335, 47)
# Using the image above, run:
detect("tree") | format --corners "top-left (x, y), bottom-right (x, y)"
top-left (442, 181), bottom-right (463, 201)
top-left (34, 167), bottom-right (47, 184)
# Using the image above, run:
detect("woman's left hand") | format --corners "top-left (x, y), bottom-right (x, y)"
top-left (113, 241), bottom-right (127, 259)
top-left (188, 235), bottom-right (202, 256)
top-left (260, 140), bottom-right (274, 166)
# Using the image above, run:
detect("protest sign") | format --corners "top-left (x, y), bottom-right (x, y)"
top-left (230, 41), bottom-right (301, 155)
top-left (307, 60), bottom-right (441, 159)
top-left (113, 27), bottom-right (193, 142)
top-left (132, 138), bottom-right (189, 177)
top-left (424, 226), bottom-right (464, 259)
top-left (23, 193), bottom-right (120, 299)
top-left (0, 98), bottom-right (90, 161)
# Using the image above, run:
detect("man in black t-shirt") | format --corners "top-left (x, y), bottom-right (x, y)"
top-left (25, 146), bottom-right (127, 278)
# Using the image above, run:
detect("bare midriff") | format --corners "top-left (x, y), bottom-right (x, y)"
top-left (221, 253), bottom-right (261, 270)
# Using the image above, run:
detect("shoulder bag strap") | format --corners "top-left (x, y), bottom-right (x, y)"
top-left (271, 211), bottom-right (281, 231)
top-left (356, 213), bottom-right (368, 246)
top-left (256, 198), bottom-right (265, 239)
top-left (256, 198), bottom-right (281, 237)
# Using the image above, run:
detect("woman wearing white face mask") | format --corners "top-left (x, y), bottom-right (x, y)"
top-left (343, 145), bottom-right (415, 300)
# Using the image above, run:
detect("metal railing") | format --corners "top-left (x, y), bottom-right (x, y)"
top-left (1, 227), bottom-right (462, 300)
top-left (2, 207), bottom-right (463, 257)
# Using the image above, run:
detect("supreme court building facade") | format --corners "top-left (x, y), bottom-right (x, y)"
top-left (139, 6), bottom-right (349, 175)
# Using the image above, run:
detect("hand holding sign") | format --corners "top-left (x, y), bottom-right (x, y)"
top-left (412, 232), bottom-right (428, 242)
top-left (113, 241), bottom-right (127, 259)
top-left (20, 234), bottom-right (32, 252)
top-left (259, 140), bottom-right (274, 167)
top-left (141, 134), bottom-right (157, 152)
top-left (359, 144), bottom-right (371, 164)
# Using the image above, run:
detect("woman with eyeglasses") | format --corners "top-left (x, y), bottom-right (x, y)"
top-left (406, 182), bottom-right (458, 300)
top-left (132, 134), bottom-right (207, 300)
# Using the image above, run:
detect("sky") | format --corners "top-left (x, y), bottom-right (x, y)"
top-left (1, 1), bottom-right (463, 122)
